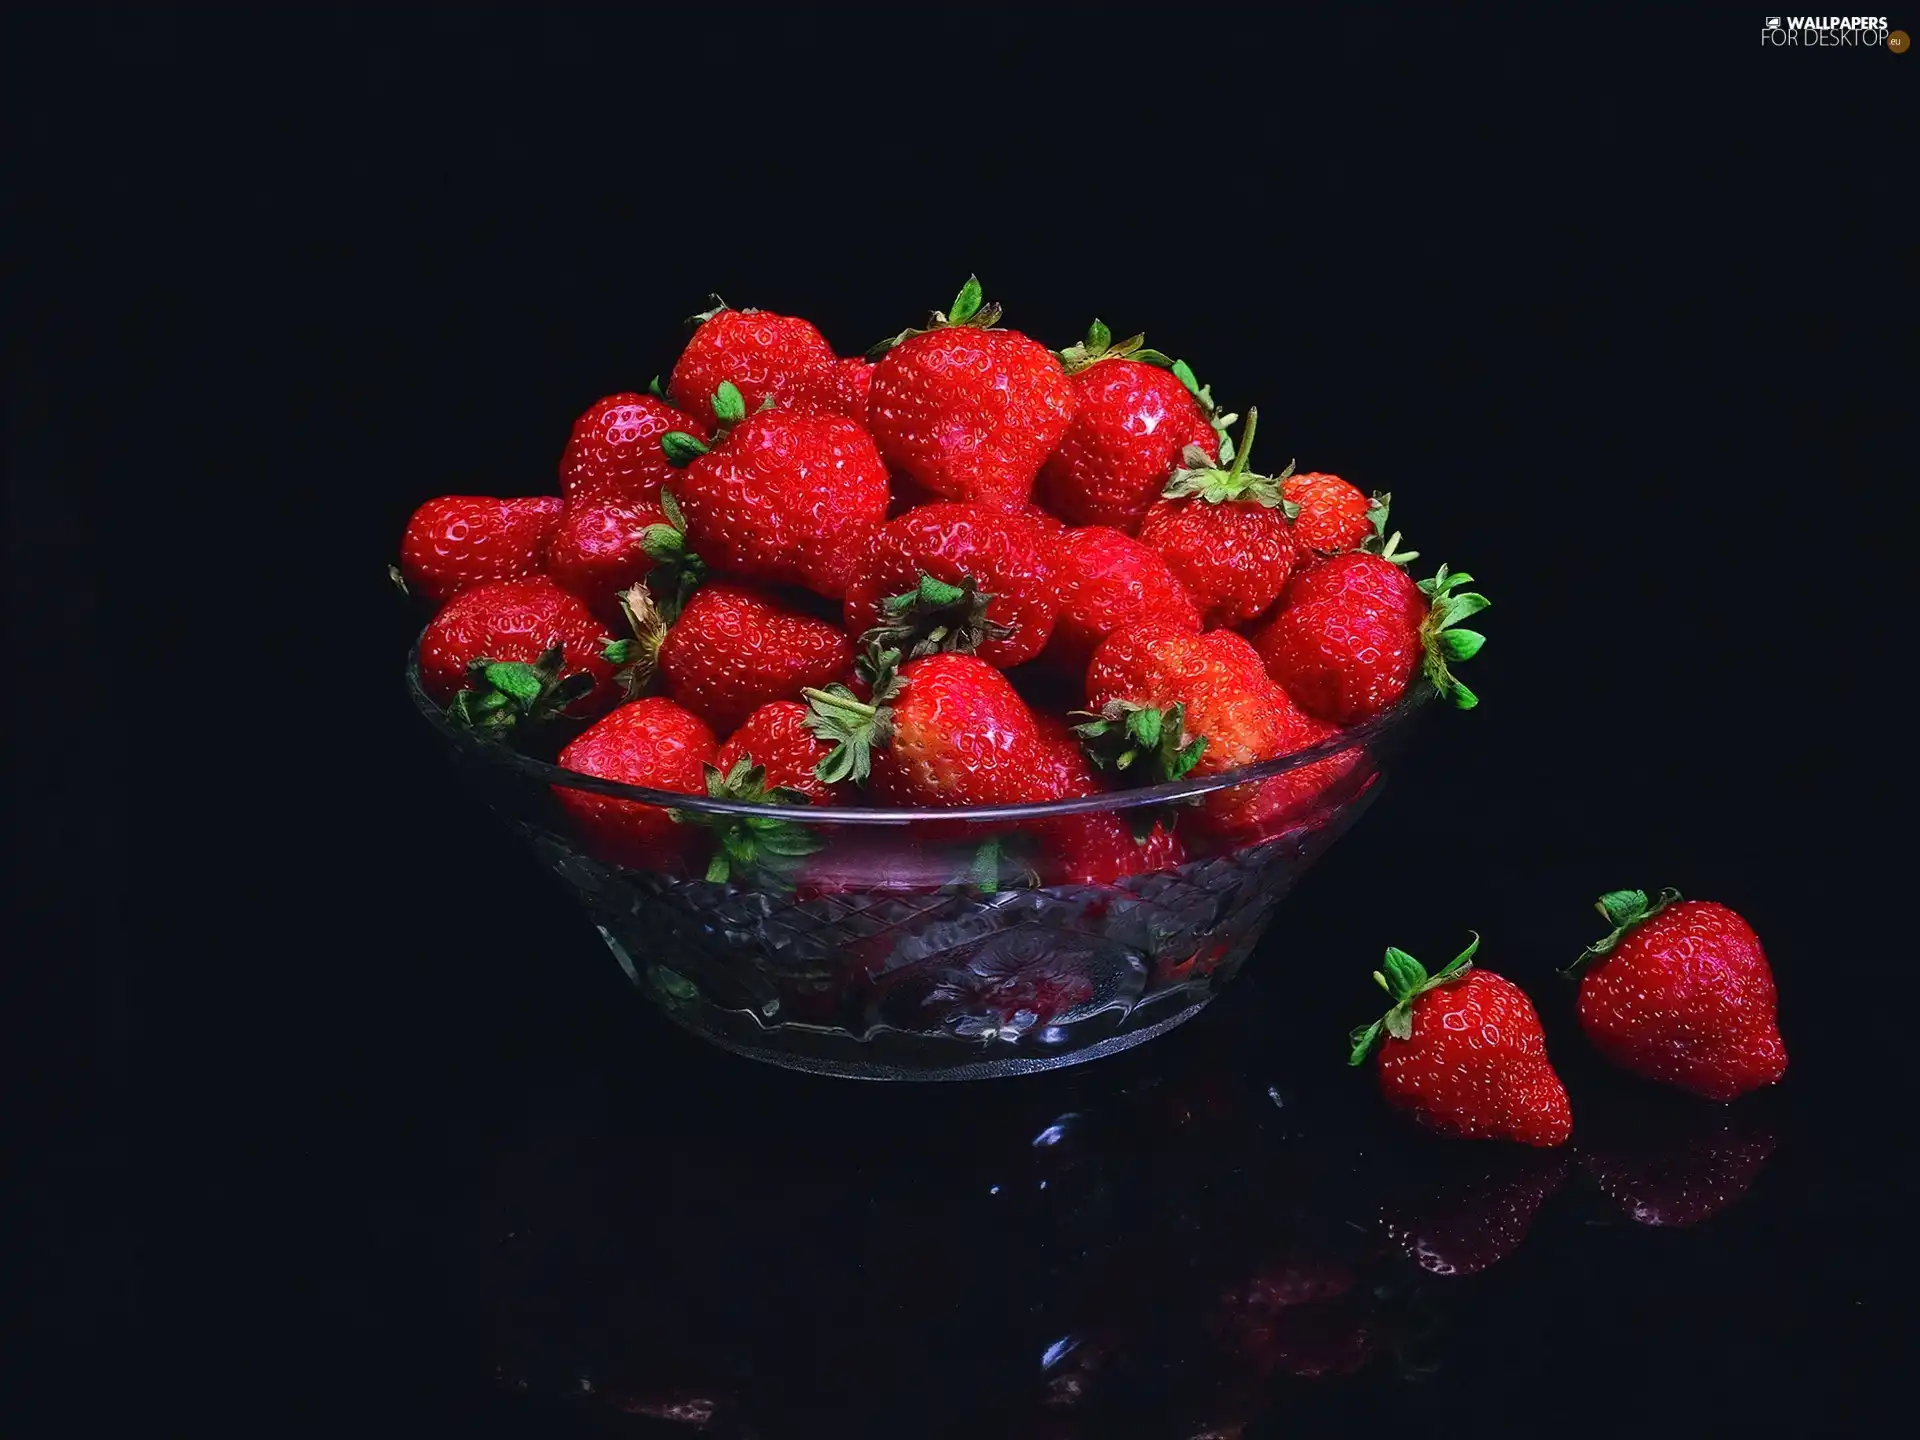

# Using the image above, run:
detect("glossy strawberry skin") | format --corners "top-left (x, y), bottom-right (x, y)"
top-left (399, 495), bottom-right (562, 605)
top-left (1023, 714), bottom-right (1185, 884)
top-left (674, 412), bottom-right (890, 600)
top-left (1040, 526), bottom-right (1201, 676)
top-left (872, 653), bottom-right (1048, 808)
top-left (667, 308), bottom-right (836, 418)
top-left (1376, 971), bottom-right (1572, 1147)
top-left (659, 582), bottom-right (853, 735)
top-left (416, 575), bottom-right (616, 712)
top-left (560, 394), bottom-right (708, 508)
top-left (1138, 495), bottom-right (1298, 628)
top-left (554, 698), bottom-right (716, 872)
top-left (867, 327), bottom-right (1074, 509)
top-left (1037, 359), bottom-right (1219, 531)
top-left (780, 356), bottom-right (875, 422)
top-left (1575, 901), bottom-right (1787, 1101)
top-left (544, 497), bottom-right (667, 625)
top-left (1253, 553), bottom-right (1427, 724)
top-left (841, 503), bottom-right (1059, 667)
top-left (1283, 472), bottom-right (1373, 558)
top-left (714, 701), bottom-right (849, 806)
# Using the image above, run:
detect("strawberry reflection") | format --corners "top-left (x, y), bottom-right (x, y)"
top-left (1581, 1097), bottom-right (1779, 1228)
top-left (1379, 1143), bottom-right (1572, 1276)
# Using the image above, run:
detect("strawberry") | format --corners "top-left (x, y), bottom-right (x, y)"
top-left (542, 496), bottom-right (664, 625)
top-left (841, 502), bottom-right (1058, 668)
top-left (1565, 889), bottom-right (1787, 1100)
top-left (416, 574), bottom-right (616, 728)
top-left (714, 701), bottom-right (849, 806)
top-left (803, 648), bottom-right (1055, 808)
top-left (866, 277), bottom-right (1074, 510)
top-left (665, 299), bottom-right (836, 418)
top-left (613, 580), bottom-right (852, 736)
top-left (1025, 715), bottom-right (1185, 885)
top-left (1038, 525), bottom-right (1200, 675)
top-left (1253, 554), bottom-right (1488, 723)
top-left (779, 355), bottom-right (875, 422)
top-left (559, 393), bottom-right (708, 508)
top-left (1379, 1146), bottom-right (1571, 1276)
top-left (396, 495), bottom-right (562, 605)
top-left (1581, 1104), bottom-right (1778, 1228)
top-left (1035, 321), bottom-right (1233, 532)
top-left (1284, 473), bottom-right (1381, 559)
top-left (663, 384), bottom-right (890, 600)
top-left (1137, 409), bottom-right (1300, 627)
top-left (1347, 936), bottom-right (1573, 1147)
top-left (553, 697), bottom-right (715, 872)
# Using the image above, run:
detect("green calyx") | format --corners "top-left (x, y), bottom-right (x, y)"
top-left (623, 488), bottom-right (707, 631)
top-left (445, 644), bottom-right (595, 736)
top-left (801, 645), bottom-right (906, 786)
top-left (862, 571), bottom-right (1014, 660)
top-left (1415, 565), bottom-right (1490, 710)
top-left (1357, 492), bottom-right (1420, 565)
top-left (867, 274), bottom-right (1005, 358)
top-left (1346, 933), bottom-right (1480, 1066)
top-left (1161, 408), bottom-right (1299, 516)
top-left (660, 381), bottom-right (763, 468)
top-left (1072, 700), bottom-right (1208, 783)
top-left (1562, 887), bottom-right (1682, 978)
top-left (1055, 318), bottom-right (1174, 375)
top-left (670, 755), bottom-right (824, 887)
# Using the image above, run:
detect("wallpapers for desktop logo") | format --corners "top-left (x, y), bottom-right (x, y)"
top-left (1760, 15), bottom-right (1903, 45)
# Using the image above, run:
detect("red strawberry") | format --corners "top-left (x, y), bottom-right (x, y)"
top-left (543, 497), bottom-right (668, 626)
top-left (416, 574), bottom-right (616, 727)
top-left (553, 697), bottom-right (715, 872)
top-left (1039, 525), bottom-right (1201, 675)
top-left (803, 649), bottom-right (1055, 808)
top-left (559, 393), bottom-right (708, 508)
top-left (1138, 409), bottom-right (1299, 627)
top-left (1284, 473), bottom-right (1379, 559)
top-left (631, 581), bottom-right (854, 736)
top-left (1025, 715), bottom-right (1185, 885)
top-left (1347, 936), bottom-right (1573, 1147)
top-left (664, 390), bottom-right (890, 601)
top-left (1581, 1106), bottom-right (1778, 1228)
top-left (396, 495), bottom-right (562, 605)
top-left (665, 300), bottom-right (836, 418)
top-left (1566, 889), bottom-right (1787, 1101)
top-left (841, 502), bottom-right (1058, 668)
top-left (1379, 1147), bottom-right (1571, 1276)
top-left (866, 277), bottom-right (1074, 510)
top-left (1253, 555), bottom-right (1487, 723)
top-left (714, 701), bottom-right (849, 806)
top-left (779, 355), bottom-right (875, 421)
top-left (1035, 321), bottom-right (1232, 532)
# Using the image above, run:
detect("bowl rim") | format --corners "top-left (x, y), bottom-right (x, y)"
top-left (406, 642), bottom-right (1433, 824)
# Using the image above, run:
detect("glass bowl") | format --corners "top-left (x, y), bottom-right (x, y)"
top-left (406, 650), bottom-right (1432, 1080)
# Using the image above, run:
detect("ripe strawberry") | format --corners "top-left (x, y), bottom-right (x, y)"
top-left (1565, 889), bottom-right (1787, 1101)
top-left (841, 502), bottom-right (1058, 667)
top-left (1582, 1106), bottom-right (1778, 1228)
top-left (1284, 473), bottom-right (1380, 559)
top-left (1379, 1146), bottom-right (1571, 1276)
top-left (779, 355), bottom-right (875, 422)
top-left (416, 574), bottom-right (616, 727)
top-left (1035, 321), bottom-right (1232, 532)
top-left (1253, 555), bottom-right (1487, 723)
top-left (616, 580), bottom-right (853, 736)
top-left (1138, 409), bottom-right (1300, 627)
top-left (663, 385), bottom-right (890, 600)
top-left (1039, 526), bottom-right (1200, 675)
top-left (665, 299), bottom-right (836, 418)
top-left (542, 496), bottom-right (663, 624)
top-left (1347, 936), bottom-right (1573, 1147)
top-left (804, 649), bottom-right (1054, 808)
top-left (553, 698), bottom-right (715, 872)
top-left (396, 495), bottom-right (562, 605)
top-left (1082, 624), bottom-right (1332, 835)
top-left (714, 701), bottom-right (850, 806)
top-left (1025, 715), bottom-right (1185, 885)
top-left (559, 393), bottom-right (709, 508)
top-left (866, 277), bottom-right (1074, 510)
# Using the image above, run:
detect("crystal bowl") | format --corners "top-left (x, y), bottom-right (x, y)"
top-left (407, 651), bottom-right (1432, 1080)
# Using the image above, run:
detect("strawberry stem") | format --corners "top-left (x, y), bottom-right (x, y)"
top-left (1561, 887), bottom-right (1682, 978)
top-left (862, 571), bottom-right (1014, 659)
top-left (1346, 934), bottom-right (1480, 1066)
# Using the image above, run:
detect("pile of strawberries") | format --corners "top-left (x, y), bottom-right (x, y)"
top-left (399, 278), bottom-right (1487, 888)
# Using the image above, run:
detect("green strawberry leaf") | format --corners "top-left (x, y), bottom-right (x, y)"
top-left (1348, 935), bottom-right (1480, 1064)
top-left (949, 275), bottom-right (985, 326)
top-left (711, 380), bottom-right (747, 425)
top-left (661, 431), bottom-right (710, 467)
top-left (1417, 564), bottom-right (1490, 710)
top-left (444, 644), bottom-right (589, 739)
top-left (860, 571), bottom-right (1013, 660)
top-left (1562, 887), bottom-right (1683, 978)
top-left (675, 758), bottom-right (825, 888)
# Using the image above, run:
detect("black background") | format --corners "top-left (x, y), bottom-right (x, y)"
top-left (10, 4), bottom-right (1911, 1435)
